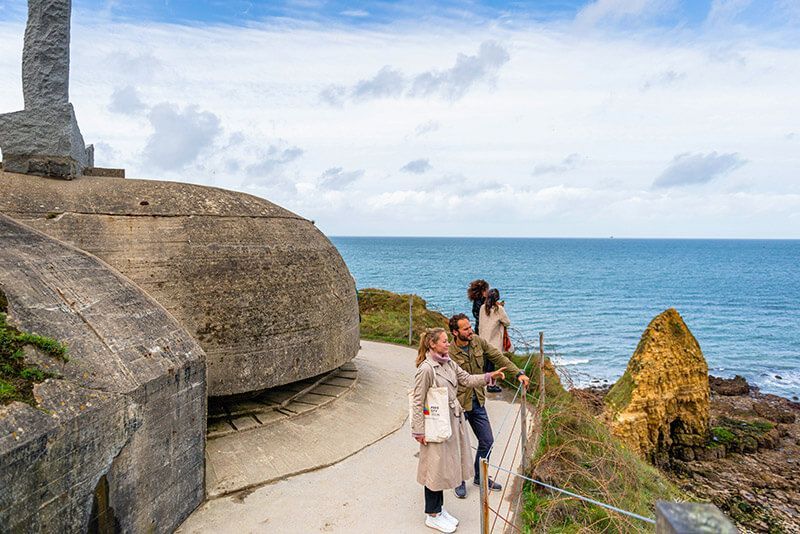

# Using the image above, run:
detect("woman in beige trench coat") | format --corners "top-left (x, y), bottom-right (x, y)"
top-left (411, 328), bottom-right (506, 533)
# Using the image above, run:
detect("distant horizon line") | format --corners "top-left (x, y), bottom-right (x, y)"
top-left (329, 235), bottom-right (800, 241)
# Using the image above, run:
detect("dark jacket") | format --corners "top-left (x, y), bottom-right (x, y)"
top-left (471, 297), bottom-right (485, 331)
top-left (448, 335), bottom-right (522, 411)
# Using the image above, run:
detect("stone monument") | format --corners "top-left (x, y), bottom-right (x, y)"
top-left (0, 0), bottom-right (93, 178)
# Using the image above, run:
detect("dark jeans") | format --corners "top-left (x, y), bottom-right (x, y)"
top-left (484, 358), bottom-right (496, 373)
top-left (424, 486), bottom-right (443, 514)
top-left (464, 395), bottom-right (494, 482)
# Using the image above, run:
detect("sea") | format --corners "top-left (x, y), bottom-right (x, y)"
top-left (331, 237), bottom-right (800, 400)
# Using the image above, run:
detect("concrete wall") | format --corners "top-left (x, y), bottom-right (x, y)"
top-left (0, 214), bottom-right (205, 533)
top-left (0, 171), bottom-right (360, 396)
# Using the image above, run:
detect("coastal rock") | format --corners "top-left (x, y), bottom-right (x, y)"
top-left (605, 308), bottom-right (709, 464)
top-left (709, 375), bottom-right (750, 396)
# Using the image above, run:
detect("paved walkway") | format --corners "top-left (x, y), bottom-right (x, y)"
top-left (178, 340), bottom-right (524, 533)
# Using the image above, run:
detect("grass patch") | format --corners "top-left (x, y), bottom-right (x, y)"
top-left (0, 311), bottom-right (68, 406)
top-left (520, 359), bottom-right (685, 533)
top-left (358, 288), bottom-right (448, 346)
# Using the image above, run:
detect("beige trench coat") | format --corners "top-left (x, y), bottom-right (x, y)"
top-left (411, 353), bottom-right (487, 491)
top-left (478, 303), bottom-right (510, 353)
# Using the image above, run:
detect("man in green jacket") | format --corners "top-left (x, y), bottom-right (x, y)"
top-left (448, 313), bottom-right (530, 498)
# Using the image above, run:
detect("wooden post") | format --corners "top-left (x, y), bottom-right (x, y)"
top-left (520, 388), bottom-right (528, 473)
top-left (408, 294), bottom-right (413, 345)
top-left (480, 458), bottom-right (490, 534)
top-left (538, 331), bottom-right (545, 404)
top-left (655, 501), bottom-right (738, 533)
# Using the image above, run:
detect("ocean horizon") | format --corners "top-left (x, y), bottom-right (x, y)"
top-left (331, 236), bottom-right (800, 399)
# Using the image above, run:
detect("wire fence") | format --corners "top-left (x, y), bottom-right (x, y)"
top-left (473, 327), bottom-right (659, 533)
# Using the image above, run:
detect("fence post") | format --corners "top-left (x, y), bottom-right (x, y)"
top-left (479, 458), bottom-right (490, 534)
top-left (520, 387), bottom-right (528, 473)
top-left (408, 294), bottom-right (413, 345)
top-left (538, 331), bottom-right (545, 403)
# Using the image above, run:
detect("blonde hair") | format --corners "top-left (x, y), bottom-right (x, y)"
top-left (415, 328), bottom-right (446, 367)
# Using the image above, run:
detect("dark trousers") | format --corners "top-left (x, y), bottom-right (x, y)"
top-left (424, 486), bottom-right (443, 514)
top-left (464, 396), bottom-right (494, 482)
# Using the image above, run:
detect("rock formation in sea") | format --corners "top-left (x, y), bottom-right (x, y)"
top-left (605, 308), bottom-right (710, 465)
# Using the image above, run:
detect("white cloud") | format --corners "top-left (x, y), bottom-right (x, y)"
top-left (413, 120), bottom-right (440, 137)
top-left (319, 40), bottom-right (509, 105)
top-left (1, 11), bottom-right (798, 237)
top-left (408, 41), bottom-right (510, 100)
top-left (318, 167), bottom-right (364, 190)
top-left (652, 152), bottom-right (747, 188)
top-left (400, 158), bottom-right (432, 174)
top-left (706, 0), bottom-right (753, 25)
top-left (532, 153), bottom-right (583, 176)
top-left (143, 103), bottom-right (222, 171)
top-left (575, 0), bottom-right (676, 26)
top-left (340, 10), bottom-right (369, 18)
top-left (108, 85), bottom-right (146, 115)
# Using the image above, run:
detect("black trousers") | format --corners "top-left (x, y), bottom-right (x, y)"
top-left (424, 486), bottom-right (443, 514)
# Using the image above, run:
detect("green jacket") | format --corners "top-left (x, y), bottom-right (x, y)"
top-left (448, 335), bottom-right (522, 412)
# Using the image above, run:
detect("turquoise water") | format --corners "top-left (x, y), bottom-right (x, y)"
top-left (331, 237), bottom-right (800, 399)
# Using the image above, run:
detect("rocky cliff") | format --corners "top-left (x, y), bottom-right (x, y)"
top-left (605, 308), bottom-right (709, 464)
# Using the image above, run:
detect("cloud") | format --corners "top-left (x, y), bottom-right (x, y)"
top-left (414, 120), bottom-right (440, 137)
top-left (318, 167), bottom-right (364, 190)
top-left (318, 41), bottom-right (509, 105)
top-left (575, 0), bottom-right (676, 26)
top-left (340, 9), bottom-right (369, 17)
top-left (352, 66), bottom-right (406, 101)
top-left (400, 158), bottom-right (432, 174)
top-left (652, 151), bottom-right (747, 188)
top-left (245, 144), bottom-right (304, 181)
top-left (108, 85), bottom-right (146, 115)
top-left (143, 103), bottom-right (222, 171)
top-left (408, 41), bottom-right (509, 101)
top-left (532, 153), bottom-right (583, 176)
top-left (706, 0), bottom-right (752, 25)
top-left (641, 70), bottom-right (686, 91)
top-left (786, 132), bottom-right (796, 140)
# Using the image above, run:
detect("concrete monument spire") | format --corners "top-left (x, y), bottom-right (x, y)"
top-left (0, 0), bottom-right (92, 179)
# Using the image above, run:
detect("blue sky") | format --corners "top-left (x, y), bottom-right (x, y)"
top-left (0, 1), bottom-right (784, 28)
top-left (1, 0), bottom-right (799, 237)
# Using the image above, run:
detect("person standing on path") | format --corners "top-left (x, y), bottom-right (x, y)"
top-left (468, 279), bottom-right (502, 393)
top-left (448, 314), bottom-right (530, 499)
top-left (411, 328), bottom-right (507, 533)
top-left (478, 288), bottom-right (512, 355)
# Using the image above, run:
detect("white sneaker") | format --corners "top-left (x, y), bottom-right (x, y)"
top-left (441, 508), bottom-right (459, 526)
top-left (425, 513), bottom-right (456, 533)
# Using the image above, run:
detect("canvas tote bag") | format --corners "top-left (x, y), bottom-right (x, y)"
top-left (408, 362), bottom-right (452, 443)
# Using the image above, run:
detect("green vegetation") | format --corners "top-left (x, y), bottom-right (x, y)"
top-left (361, 288), bottom-right (686, 533)
top-left (511, 355), bottom-right (685, 533)
top-left (0, 311), bottom-right (68, 406)
top-left (357, 288), bottom-right (448, 346)
top-left (605, 368), bottom-right (635, 411)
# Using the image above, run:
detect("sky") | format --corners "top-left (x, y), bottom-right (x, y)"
top-left (1, 0), bottom-right (799, 238)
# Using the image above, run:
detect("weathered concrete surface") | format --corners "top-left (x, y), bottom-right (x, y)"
top-left (204, 342), bottom-right (407, 497)
top-left (0, 214), bottom-right (206, 533)
top-left (0, 170), bottom-right (361, 396)
top-left (178, 341), bottom-right (523, 534)
top-left (0, 0), bottom-right (91, 178)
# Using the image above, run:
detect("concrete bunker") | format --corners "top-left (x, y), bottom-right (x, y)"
top-left (0, 214), bottom-right (206, 532)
